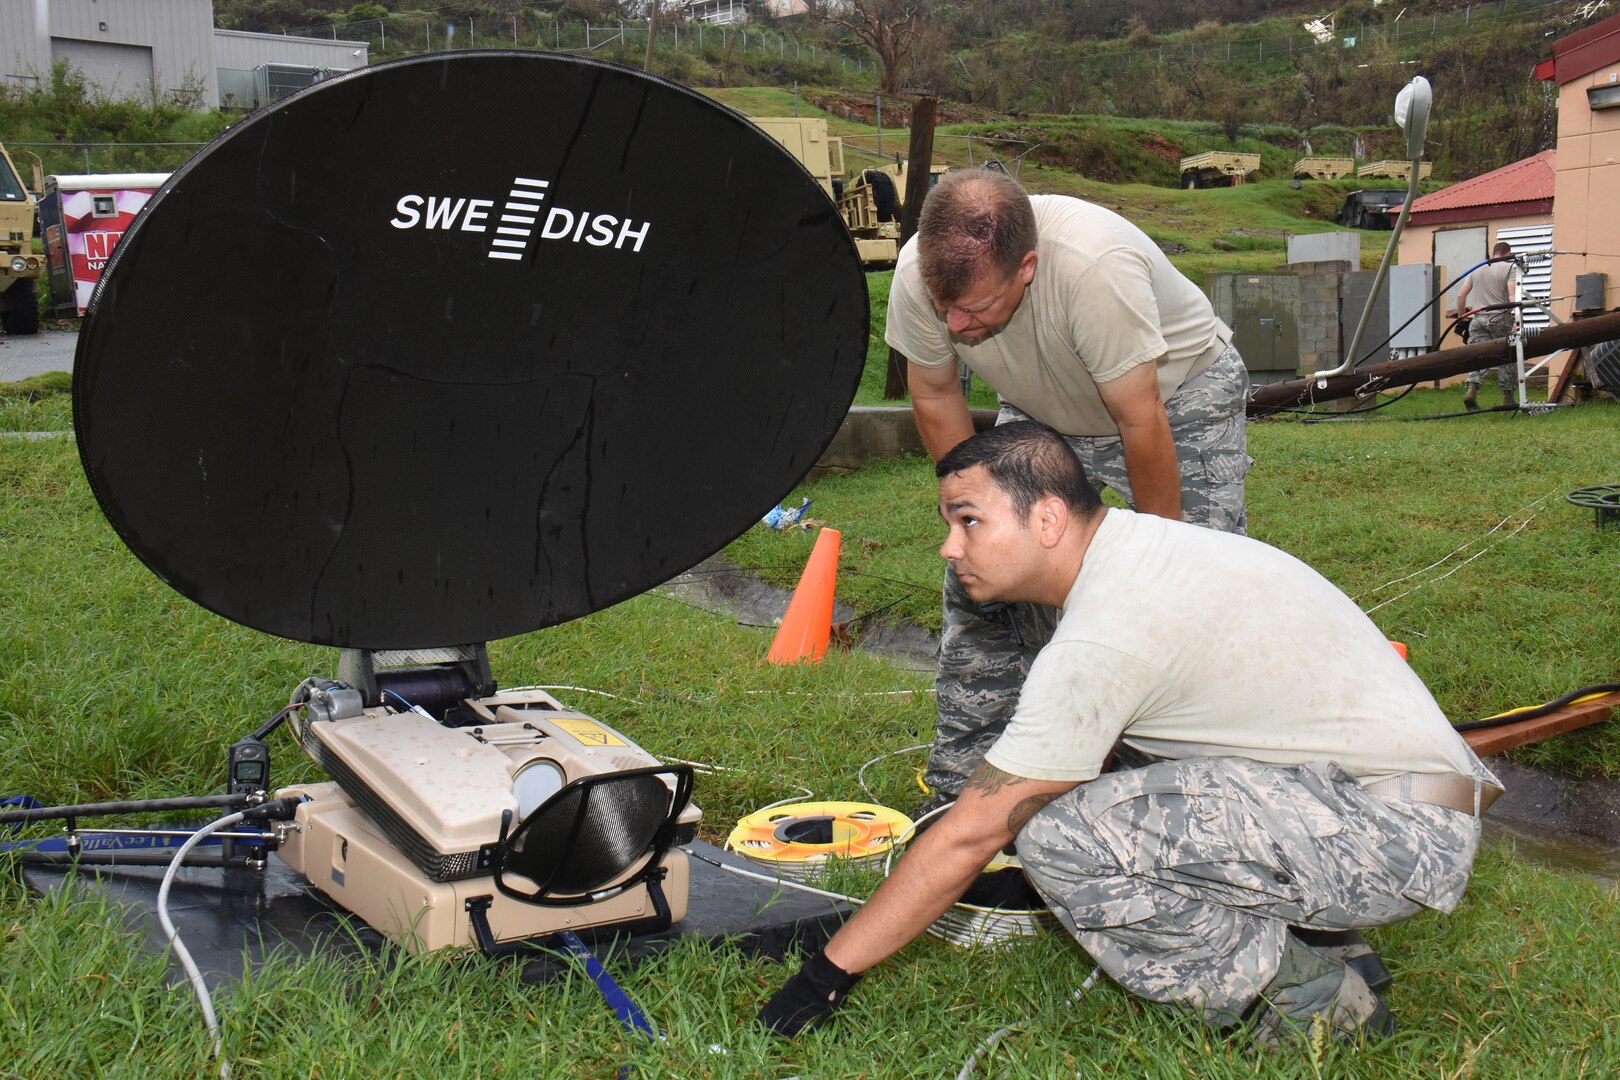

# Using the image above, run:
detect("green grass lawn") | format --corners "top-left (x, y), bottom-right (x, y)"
top-left (5, 333), bottom-right (1619, 1075)
top-left (733, 386), bottom-right (1620, 778)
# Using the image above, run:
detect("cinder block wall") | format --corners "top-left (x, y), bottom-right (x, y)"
top-left (1285, 259), bottom-right (1350, 374)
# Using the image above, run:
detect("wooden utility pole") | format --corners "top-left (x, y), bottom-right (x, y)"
top-left (1246, 310), bottom-right (1620, 416)
top-left (884, 96), bottom-right (937, 400)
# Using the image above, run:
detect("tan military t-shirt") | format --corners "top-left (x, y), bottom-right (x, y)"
top-left (984, 510), bottom-right (1494, 787)
top-left (886, 195), bottom-right (1231, 437)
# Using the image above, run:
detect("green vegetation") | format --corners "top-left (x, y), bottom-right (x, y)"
top-left (0, 62), bottom-right (229, 176)
top-left (0, 374), bottom-right (73, 433)
top-left (3, 388), bottom-right (1620, 1075)
top-left (707, 87), bottom-right (1388, 292)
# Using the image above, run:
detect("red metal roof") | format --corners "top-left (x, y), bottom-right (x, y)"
top-left (1408, 150), bottom-right (1556, 219)
top-left (1537, 12), bottom-right (1620, 85)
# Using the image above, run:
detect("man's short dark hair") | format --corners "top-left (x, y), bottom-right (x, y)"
top-left (1492, 241), bottom-right (1513, 258)
top-left (936, 422), bottom-right (1103, 521)
top-left (917, 169), bottom-right (1038, 303)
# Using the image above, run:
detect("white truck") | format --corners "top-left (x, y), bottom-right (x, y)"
top-left (39, 173), bottom-right (170, 318)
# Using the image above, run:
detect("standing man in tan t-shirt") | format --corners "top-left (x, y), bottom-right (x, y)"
top-left (885, 168), bottom-right (1250, 805)
top-left (1453, 241), bottom-right (1522, 411)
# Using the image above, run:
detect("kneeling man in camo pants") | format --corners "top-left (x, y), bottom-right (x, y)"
top-left (760, 421), bottom-right (1501, 1045)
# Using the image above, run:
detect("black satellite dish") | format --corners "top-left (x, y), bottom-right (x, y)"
top-left (73, 52), bottom-right (868, 650)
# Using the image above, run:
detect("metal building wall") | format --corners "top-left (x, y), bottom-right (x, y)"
top-left (212, 29), bottom-right (369, 72)
top-left (1, 0), bottom-right (217, 105)
top-left (0, 2), bottom-right (51, 89)
top-left (1552, 62), bottom-right (1620, 320)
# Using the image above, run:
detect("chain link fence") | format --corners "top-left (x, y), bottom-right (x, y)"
top-left (1078, 0), bottom-right (1578, 72)
top-left (271, 14), bottom-right (873, 77)
top-left (8, 141), bottom-right (209, 177)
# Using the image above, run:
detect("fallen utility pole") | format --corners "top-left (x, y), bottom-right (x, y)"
top-left (1247, 309), bottom-right (1620, 416)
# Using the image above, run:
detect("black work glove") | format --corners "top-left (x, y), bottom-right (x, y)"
top-left (757, 950), bottom-right (863, 1037)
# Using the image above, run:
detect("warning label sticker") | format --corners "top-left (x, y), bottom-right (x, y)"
top-left (551, 717), bottom-right (627, 747)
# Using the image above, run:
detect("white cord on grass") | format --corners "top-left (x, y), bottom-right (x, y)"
top-left (857, 743), bottom-right (929, 799)
top-left (681, 846), bottom-right (868, 907)
top-left (1352, 491), bottom-right (1554, 613)
top-left (956, 1024), bottom-right (1022, 1080)
top-left (157, 811), bottom-right (243, 1079)
top-left (501, 684), bottom-right (649, 706)
top-left (955, 968), bottom-right (1102, 1079)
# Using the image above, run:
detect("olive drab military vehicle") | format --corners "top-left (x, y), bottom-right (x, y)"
top-left (752, 116), bottom-right (946, 268)
top-left (0, 142), bottom-right (45, 335)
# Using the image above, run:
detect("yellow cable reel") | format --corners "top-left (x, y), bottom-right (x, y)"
top-left (726, 801), bottom-right (913, 879)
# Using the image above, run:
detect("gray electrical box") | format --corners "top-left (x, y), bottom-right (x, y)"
top-left (1388, 264), bottom-right (1437, 349)
top-left (1341, 264), bottom-right (1439, 363)
top-left (1576, 272), bottom-right (1608, 312)
top-left (1340, 272), bottom-right (1389, 366)
top-left (1209, 273), bottom-right (1303, 385)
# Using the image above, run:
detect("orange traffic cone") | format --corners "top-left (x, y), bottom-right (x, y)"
top-left (1389, 640), bottom-right (1408, 662)
top-left (767, 528), bottom-right (841, 665)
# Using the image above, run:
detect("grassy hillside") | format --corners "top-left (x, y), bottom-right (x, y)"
top-left (707, 87), bottom-right (1386, 286)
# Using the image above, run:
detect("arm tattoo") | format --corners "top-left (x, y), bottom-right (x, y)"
top-left (966, 763), bottom-right (1061, 834)
top-left (964, 761), bottom-right (1019, 797)
top-left (1007, 793), bottom-right (1060, 836)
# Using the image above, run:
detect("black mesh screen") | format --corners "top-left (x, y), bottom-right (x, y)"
top-left (503, 773), bottom-right (677, 897)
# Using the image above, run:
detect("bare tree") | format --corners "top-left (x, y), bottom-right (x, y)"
top-left (811, 0), bottom-right (942, 94)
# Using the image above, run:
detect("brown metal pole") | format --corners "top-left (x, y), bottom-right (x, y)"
top-left (1247, 309), bottom-right (1620, 416)
top-left (885, 97), bottom-right (939, 401)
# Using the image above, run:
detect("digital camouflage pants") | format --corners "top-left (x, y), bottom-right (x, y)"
top-left (925, 344), bottom-right (1251, 795)
top-left (1465, 317), bottom-right (1517, 395)
top-left (1016, 757), bottom-right (1482, 1025)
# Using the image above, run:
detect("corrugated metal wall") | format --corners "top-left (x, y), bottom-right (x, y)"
top-left (51, 39), bottom-right (155, 101)
top-left (1497, 223), bottom-right (1555, 334)
top-left (1, 1), bottom-right (48, 88)
top-left (212, 30), bottom-right (368, 72)
top-left (1, 3), bottom-right (368, 109)
top-left (1, 0), bottom-right (217, 105)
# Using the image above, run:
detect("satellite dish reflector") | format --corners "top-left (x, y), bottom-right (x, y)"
top-left (73, 52), bottom-right (868, 649)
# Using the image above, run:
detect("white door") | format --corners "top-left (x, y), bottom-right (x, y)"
top-left (50, 38), bottom-right (154, 104)
top-left (1433, 226), bottom-right (1487, 342)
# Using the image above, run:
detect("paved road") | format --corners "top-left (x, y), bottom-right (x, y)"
top-left (0, 328), bottom-right (78, 382)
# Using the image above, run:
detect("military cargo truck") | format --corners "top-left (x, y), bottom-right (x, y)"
top-left (1356, 160), bottom-right (1433, 181)
top-left (752, 116), bottom-right (946, 268)
top-left (1293, 156), bottom-right (1355, 180)
top-left (0, 142), bottom-right (44, 335)
top-left (1179, 151), bottom-right (1261, 189)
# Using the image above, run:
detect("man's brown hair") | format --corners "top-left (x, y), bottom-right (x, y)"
top-left (917, 169), bottom-right (1038, 303)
